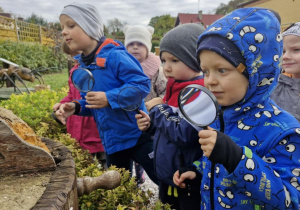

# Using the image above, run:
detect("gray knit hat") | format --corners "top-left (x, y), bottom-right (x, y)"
top-left (283, 22), bottom-right (300, 37)
top-left (159, 23), bottom-right (205, 72)
top-left (60, 3), bottom-right (104, 41)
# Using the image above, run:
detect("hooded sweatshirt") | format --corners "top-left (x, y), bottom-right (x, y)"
top-left (195, 8), bottom-right (300, 209)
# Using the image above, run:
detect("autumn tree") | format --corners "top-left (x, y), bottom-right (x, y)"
top-left (149, 14), bottom-right (176, 39)
top-left (148, 14), bottom-right (176, 51)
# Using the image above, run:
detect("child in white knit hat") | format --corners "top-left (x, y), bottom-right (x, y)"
top-left (123, 25), bottom-right (167, 186)
top-left (123, 25), bottom-right (167, 102)
top-left (271, 22), bottom-right (300, 122)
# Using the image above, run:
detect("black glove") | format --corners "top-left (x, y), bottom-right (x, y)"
top-left (209, 131), bottom-right (243, 174)
top-left (178, 165), bottom-right (202, 193)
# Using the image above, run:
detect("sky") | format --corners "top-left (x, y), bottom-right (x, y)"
top-left (1, 0), bottom-right (231, 26)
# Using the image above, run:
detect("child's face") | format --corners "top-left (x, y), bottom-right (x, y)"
top-left (60, 15), bottom-right (97, 56)
top-left (127, 42), bottom-right (148, 63)
top-left (161, 52), bottom-right (199, 81)
top-left (199, 50), bottom-right (249, 106)
top-left (282, 35), bottom-right (300, 78)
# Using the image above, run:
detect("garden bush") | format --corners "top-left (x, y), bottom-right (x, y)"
top-left (0, 40), bottom-right (67, 72)
top-left (0, 89), bottom-right (171, 209)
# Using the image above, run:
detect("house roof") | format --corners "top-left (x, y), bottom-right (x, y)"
top-left (175, 13), bottom-right (224, 28)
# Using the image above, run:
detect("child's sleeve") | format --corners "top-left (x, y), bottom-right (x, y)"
top-left (149, 103), bottom-right (200, 147)
top-left (105, 50), bottom-right (151, 109)
top-left (73, 99), bottom-right (92, 116)
top-left (227, 132), bottom-right (300, 209)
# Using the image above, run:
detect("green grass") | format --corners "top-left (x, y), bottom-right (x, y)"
top-left (16, 69), bottom-right (69, 91)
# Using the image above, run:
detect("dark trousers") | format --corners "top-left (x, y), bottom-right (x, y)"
top-left (106, 132), bottom-right (159, 185)
top-left (159, 181), bottom-right (200, 210)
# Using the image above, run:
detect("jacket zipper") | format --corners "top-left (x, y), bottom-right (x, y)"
top-left (153, 132), bottom-right (161, 176)
top-left (210, 108), bottom-right (225, 210)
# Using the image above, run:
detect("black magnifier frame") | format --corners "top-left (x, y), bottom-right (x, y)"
top-left (178, 84), bottom-right (219, 128)
top-left (51, 111), bottom-right (63, 125)
top-left (71, 68), bottom-right (95, 93)
top-left (117, 87), bottom-right (142, 114)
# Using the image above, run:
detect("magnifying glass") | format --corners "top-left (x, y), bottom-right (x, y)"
top-left (118, 87), bottom-right (142, 114)
top-left (71, 68), bottom-right (95, 92)
top-left (177, 84), bottom-right (219, 192)
top-left (178, 84), bottom-right (219, 129)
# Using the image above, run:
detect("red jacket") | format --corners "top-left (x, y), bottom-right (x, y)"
top-left (60, 64), bottom-right (104, 153)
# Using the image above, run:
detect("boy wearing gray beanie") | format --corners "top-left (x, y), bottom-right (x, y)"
top-left (135, 23), bottom-right (205, 210)
top-left (56, 3), bottom-right (159, 186)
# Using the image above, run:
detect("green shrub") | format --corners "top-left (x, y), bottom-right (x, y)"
top-left (0, 88), bottom-right (68, 138)
top-left (0, 40), bottom-right (67, 71)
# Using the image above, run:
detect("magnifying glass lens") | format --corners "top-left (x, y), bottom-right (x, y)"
top-left (178, 85), bottom-right (219, 128)
top-left (71, 68), bottom-right (95, 92)
top-left (118, 87), bottom-right (142, 112)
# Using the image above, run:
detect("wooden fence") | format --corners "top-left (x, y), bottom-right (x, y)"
top-left (0, 15), bottom-right (54, 45)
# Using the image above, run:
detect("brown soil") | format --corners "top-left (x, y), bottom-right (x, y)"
top-left (0, 172), bottom-right (52, 210)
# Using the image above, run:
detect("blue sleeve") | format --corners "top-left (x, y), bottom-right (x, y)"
top-left (149, 104), bottom-right (201, 147)
top-left (227, 131), bottom-right (300, 209)
top-left (105, 50), bottom-right (150, 110)
top-left (76, 99), bottom-right (92, 116)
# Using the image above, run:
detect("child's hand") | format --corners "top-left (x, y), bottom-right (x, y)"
top-left (85, 91), bottom-right (109, 109)
top-left (52, 103), bottom-right (61, 111)
top-left (135, 110), bottom-right (150, 131)
top-left (55, 102), bottom-right (75, 124)
top-left (173, 170), bottom-right (196, 189)
top-left (145, 97), bottom-right (164, 111)
top-left (198, 126), bottom-right (217, 158)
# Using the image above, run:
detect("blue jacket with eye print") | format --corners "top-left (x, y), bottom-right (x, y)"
top-left (194, 8), bottom-right (300, 209)
top-left (73, 38), bottom-right (150, 155)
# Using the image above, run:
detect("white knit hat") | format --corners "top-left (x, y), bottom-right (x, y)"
top-left (123, 25), bottom-right (154, 52)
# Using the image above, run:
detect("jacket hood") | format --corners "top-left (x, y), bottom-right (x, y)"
top-left (197, 8), bottom-right (283, 118)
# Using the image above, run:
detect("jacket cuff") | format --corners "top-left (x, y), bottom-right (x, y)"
top-left (209, 131), bottom-right (243, 173)
top-left (72, 101), bottom-right (81, 115)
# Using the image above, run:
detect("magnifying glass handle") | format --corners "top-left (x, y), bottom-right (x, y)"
top-left (51, 111), bottom-right (63, 125)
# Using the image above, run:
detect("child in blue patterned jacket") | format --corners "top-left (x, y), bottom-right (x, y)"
top-left (173, 8), bottom-right (300, 209)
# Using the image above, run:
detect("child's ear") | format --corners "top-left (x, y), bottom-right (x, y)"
top-left (147, 26), bottom-right (154, 35)
top-left (123, 25), bottom-right (131, 34)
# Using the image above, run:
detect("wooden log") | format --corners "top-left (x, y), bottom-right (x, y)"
top-left (32, 137), bottom-right (78, 210)
top-left (0, 119), bottom-right (56, 175)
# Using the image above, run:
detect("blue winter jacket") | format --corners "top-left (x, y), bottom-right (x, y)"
top-left (74, 38), bottom-right (150, 155)
top-left (194, 8), bottom-right (300, 209)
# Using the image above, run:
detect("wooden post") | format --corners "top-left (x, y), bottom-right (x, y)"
top-left (14, 19), bottom-right (19, 43)
top-left (155, 46), bottom-right (160, 56)
top-left (39, 25), bottom-right (42, 44)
